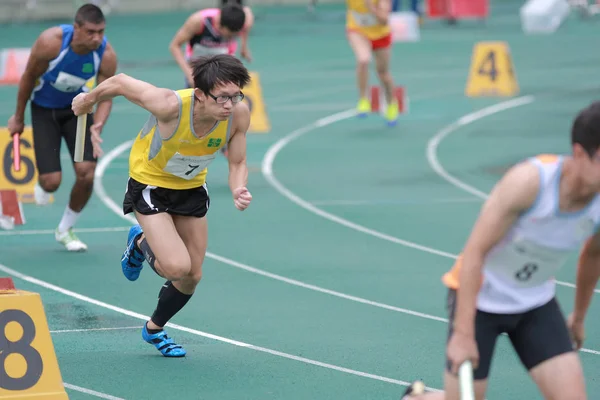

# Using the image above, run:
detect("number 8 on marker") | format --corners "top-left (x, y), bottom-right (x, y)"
top-left (0, 309), bottom-right (43, 390)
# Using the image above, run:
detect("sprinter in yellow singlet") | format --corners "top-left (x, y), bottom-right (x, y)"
top-left (346, 0), bottom-right (398, 126)
top-left (71, 54), bottom-right (252, 358)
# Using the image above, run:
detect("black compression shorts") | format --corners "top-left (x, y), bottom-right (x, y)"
top-left (445, 289), bottom-right (574, 380)
top-left (31, 102), bottom-right (96, 174)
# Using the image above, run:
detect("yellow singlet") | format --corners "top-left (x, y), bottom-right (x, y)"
top-left (346, 0), bottom-right (390, 40)
top-left (128, 88), bottom-right (232, 190)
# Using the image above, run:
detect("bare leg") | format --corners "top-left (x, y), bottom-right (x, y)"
top-left (373, 44), bottom-right (399, 125)
top-left (56, 161), bottom-right (96, 234)
top-left (171, 214), bottom-right (207, 295)
top-left (36, 172), bottom-right (60, 205)
top-left (133, 211), bottom-right (191, 283)
top-left (373, 46), bottom-right (395, 105)
top-left (132, 213), bottom-right (207, 358)
top-left (52, 161), bottom-right (97, 251)
top-left (38, 172), bottom-right (61, 193)
top-left (68, 161), bottom-right (96, 212)
top-left (133, 213), bottom-right (207, 333)
top-left (347, 31), bottom-right (372, 101)
top-left (530, 352), bottom-right (586, 400)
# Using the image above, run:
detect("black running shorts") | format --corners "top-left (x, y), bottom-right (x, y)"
top-left (445, 289), bottom-right (574, 380)
top-left (30, 102), bottom-right (96, 174)
top-left (122, 177), bottom-right (210, 218)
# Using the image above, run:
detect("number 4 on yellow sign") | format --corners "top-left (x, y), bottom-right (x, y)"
top-left (465, 41), bottom-right (519, 97)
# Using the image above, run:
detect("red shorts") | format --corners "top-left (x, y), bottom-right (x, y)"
top-left (347, 29), bottom-right (392, 51)
top-left (370, 34), bottom-right (392, 50)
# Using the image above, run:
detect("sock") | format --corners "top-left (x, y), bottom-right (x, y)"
top-left (145, 322), bottom-right (163, 334)
top-left (150, 282), bottom-right (193, 328)
top-left (57, 206), bottom-right (81, 233)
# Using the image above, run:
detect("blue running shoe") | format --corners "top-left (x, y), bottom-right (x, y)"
top-left (121, 225), bottom-right (145, 281)
top-left (142, 324), bottom-right (186, 357)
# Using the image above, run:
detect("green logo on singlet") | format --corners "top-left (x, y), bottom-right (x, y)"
top-left (82, 63), bottom-right (93, 73)
top-left (207, 138), bottom-right (222, 147)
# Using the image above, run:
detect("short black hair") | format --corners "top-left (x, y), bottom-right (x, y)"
top-left (571, 101), bottom-right (600, 157)
top-left (75, 4), bottom-right (105, 25)
top-left (191, 54), bottom-right (251, 94)
top-left (221, 0), bottom-right (243, 5)
top-left (220, 4), bottom-right (246, 32)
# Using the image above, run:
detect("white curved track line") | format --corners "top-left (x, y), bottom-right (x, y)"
top-left (261, 101), bottom-right (600, 358)
top-left (92, 135), bottom-right (451, 389)
top-left (93, 107), bottom-right (600, 359)
top-left (261, 98), bottom-right (599, 296)
top-left (262, 109), bottom-right (458, 259)
top-left (94, 138), bottom-right (445, 323)
top-left (0, 263), bottom-right (437, 391)
top-left (425, 95), bottom-right (600, 296)
top-left (427, 96), bottom-right (535, 199)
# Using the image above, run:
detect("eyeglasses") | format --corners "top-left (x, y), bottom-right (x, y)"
top-left (207, 92), bottom-right (245, 104)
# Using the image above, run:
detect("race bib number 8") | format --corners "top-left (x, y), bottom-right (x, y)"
top-left (513, 262), bottom-right (540, 283)
top-left (163, 152), bottom-right (215, 180)
top-left (487, 239), bottom-right (569, 287)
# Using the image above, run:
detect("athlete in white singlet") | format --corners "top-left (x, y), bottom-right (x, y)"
top-left (402, 102), bottom-right (600, 400)
top-left (169, 3), bottom-right (253, 89)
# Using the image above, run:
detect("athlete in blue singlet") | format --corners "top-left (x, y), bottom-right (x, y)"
top-left (7, 4), bottom-right (117, 252)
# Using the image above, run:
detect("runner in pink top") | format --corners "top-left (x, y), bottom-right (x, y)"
top-left (169, 3), bottom-right (254, 89)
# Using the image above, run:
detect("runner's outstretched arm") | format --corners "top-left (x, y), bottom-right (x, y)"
top-left (71, 73), bottom-right (179, 124)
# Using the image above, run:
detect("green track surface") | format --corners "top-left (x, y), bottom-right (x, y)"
top-left (1, 2), bottom-right (600, 399)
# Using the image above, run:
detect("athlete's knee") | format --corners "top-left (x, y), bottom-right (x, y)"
top-left (530, 352), bottom-right (586, 400)
top-left (353, 46), bottom-right (371, 66)
top-left (177, 269), bottom-right (202, 293)
top-left (356, 57), bottom-right (370, 68)
top-left (75, 163), bottom-right (96, 185)
top-left (161, 256), bottom-right (192, 281)
top-left (38, 173), bottom-right (61, 192)
top-left (186, 266), bottom-right (203, 285)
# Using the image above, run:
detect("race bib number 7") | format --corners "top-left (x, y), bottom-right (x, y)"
top-left (163, 152), bottom-right (215, 180)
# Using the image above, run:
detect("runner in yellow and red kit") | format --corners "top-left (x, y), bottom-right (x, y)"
top-left (346, 0), bottom-right (398, 126)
